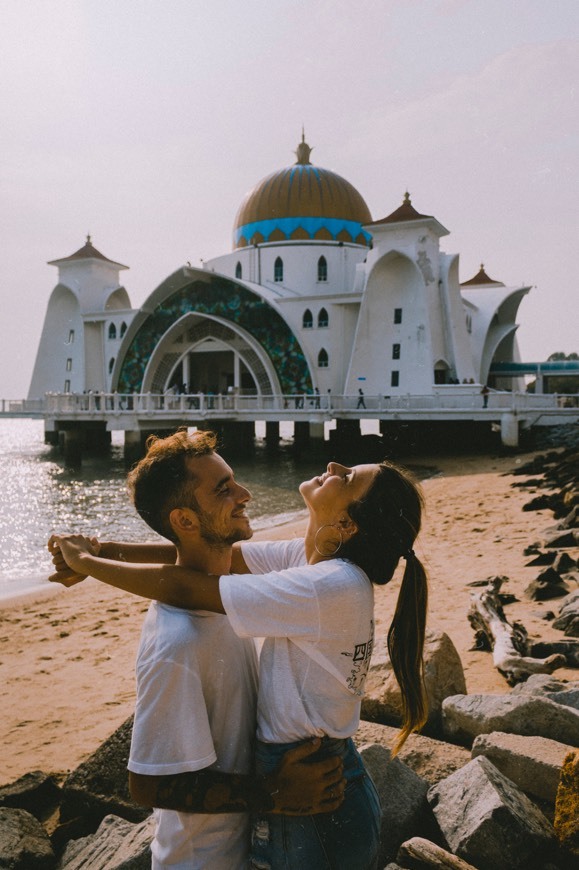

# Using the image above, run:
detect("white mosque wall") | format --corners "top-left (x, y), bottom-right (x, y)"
top-left (84, 321), bottom-right (107, 392)
top-left (28, 284), bottom-right (84, 399)
top-left (207, 241), bottom-right (367, 298)
top-left (438, 253), bottom-right (478, 383)
top-left (345, 251), bottom-right (435, 395)
top-left (463, 285), bottom-right (530, 384)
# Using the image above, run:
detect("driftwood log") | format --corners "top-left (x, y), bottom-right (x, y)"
top-left (468, 577), bottom-right (566, 685)
top-left (397, 837), bottom-right (478, 869)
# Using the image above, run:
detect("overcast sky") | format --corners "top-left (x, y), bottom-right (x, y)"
top-left (1, 0), bottom-right (577, 398)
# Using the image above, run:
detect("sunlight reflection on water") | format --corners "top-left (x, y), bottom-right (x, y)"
top-left (0, 419), bottom-right (327, 595)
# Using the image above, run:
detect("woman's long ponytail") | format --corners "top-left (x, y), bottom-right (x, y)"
top-left (387, 552), bottom-right (428, 752)
top-left (341, 460), bottom-right (429, 753)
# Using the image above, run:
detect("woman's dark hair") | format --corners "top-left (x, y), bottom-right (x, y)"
top-left (127, 429), bottom-right (217, 543)
top-left (340, 460), bottom-right (428, 752)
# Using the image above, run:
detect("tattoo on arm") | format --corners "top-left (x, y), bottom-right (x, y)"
top-left (155, 769), bottom-right (277, 815)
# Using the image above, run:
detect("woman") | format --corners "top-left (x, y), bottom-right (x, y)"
top-left (52, 457), bottom-right (428, 870)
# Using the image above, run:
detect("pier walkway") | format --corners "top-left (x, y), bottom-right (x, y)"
top-left (2, 389), bottom-right (577, 454)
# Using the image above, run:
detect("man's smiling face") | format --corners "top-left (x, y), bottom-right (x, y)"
top-left (184, 452), bottom-right (253, 547)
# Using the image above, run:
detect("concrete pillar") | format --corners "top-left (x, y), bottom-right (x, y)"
top-left (124, 430), bottom-right (144, 463)
top-left (501, 412), bottom-right (519, 448)
top-left (183, 353), bottom-right (191, 390)
top-left (336, 419), bottom-right (361, 438)
top-left (309, 422), bottom-right (325, 443)
top-left (265, 421), bottom-right (280, 450)
top-left (85, 425), bottom-right (111, 454)
top-left (44, 428), bottom-right (59, 446)
top-left (218, 422), bottom-right (255, 456)
top-left (63, 428), bottom-right (83, 466)
top-left (293, 421), bottom-right (310, 451)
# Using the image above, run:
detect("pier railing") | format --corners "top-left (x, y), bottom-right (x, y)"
top-left (39, 389), bottom-right (578, 418)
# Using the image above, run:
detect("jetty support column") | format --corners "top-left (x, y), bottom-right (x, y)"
top-left (501, 412), bottom-right (519, 448)
top-left (124, 430), bottom-right (145, 463)
top-left (61, 427), bottom-right (83, 466)
top-left (217, 422), bottom-right (255, 456)
top-left (265, 421), bottom-right (280, 451)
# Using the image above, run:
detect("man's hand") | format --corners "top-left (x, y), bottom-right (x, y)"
top-left (47, 534), bottom-right (100, 586)
top-left (267, 738), bottom-right (346, 816)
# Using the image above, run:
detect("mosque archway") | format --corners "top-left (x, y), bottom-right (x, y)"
top-left (142, 313), bottom-right (280, 396)
top-left (113, 268), bottom-right (313, 395)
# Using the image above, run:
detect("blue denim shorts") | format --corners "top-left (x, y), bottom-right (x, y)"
top-left (250, 736), bottom-right (381, 870)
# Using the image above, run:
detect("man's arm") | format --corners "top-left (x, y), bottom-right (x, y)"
top-left (49, 534), bottom-right (225, 612)
top-left (129, 739), bottom-right (345, 816)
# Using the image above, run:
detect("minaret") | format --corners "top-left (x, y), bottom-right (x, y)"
top-left (28, 237), bottom-right (131, 398)
top-left (47, 235), bottom-right (129, 312)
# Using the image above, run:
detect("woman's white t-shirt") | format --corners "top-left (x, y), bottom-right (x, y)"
top-left (219, 539), bottom-right (374, 744)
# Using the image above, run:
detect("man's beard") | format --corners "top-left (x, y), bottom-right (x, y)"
top-left (197, 510), bottom-right (253, 549)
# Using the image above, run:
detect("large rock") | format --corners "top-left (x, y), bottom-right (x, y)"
top-left (358, 742), bottom-right (432, 868)
top-left (542, 529), bottom-right (579, 549)
top-left (57, 814), bottom-right (155, 869)
top-left (427, 756), bottom-right (555, 870)
top-left (471, 731), bottom-right (574, 802)
top-left (0, 771), bottom-right (61, 821)
top-left (60, 717), bottom-right (148, 835)
top-left (524, 568), bottom-right (570, 601)
top-left (361, 630), bottom-right (466, 734)
top-left (553, 589), bottom-right (579, 635)
top-left (354, 720), bottom-right (471, 787)
top-left (510, 674), bottom-right (579, 711)
top-left (442, 693), bottom-right (579, 747)
top-left (554, 750), bottom-right (579, 857)
top-left (0, 806), bottom-right (55, 870)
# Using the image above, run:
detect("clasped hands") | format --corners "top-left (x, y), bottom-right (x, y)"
top-left (47, 533), bottom-right (99, 586)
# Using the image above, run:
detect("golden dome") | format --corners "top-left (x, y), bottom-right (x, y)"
top-left (233, 134), bottom-right (372, 249)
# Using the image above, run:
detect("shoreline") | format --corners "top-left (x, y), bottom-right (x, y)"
top-left (1, 450), bottom-right (577, 783)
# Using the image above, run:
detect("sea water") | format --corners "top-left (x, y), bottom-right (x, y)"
top-left (0, 418), bottom-right (375, 599)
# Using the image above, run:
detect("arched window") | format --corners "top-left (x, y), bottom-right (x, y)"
top-left (274, 257), bottom-right (283, 282)
top-left (235, 261), bottom-right (242, 279)
top-left (108, 357), bottom-right (115, 374)
top-left (108, 323), bottom-right (117, 340)
top-left (317, 256), bottom-right (327, 282)
top-left (303, 309), bottom-right (313, 329)
top-left (120, 321), bottom-right (127, 338)
top-left (318, 348), bottom-right (329, 368)
top-left (466, 314), bottom-right (472, 334)
top-left (318, 307), bottom-right (329, 328)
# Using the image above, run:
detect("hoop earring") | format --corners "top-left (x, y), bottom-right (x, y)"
top-left (314, 524), bottom-right (343, 557)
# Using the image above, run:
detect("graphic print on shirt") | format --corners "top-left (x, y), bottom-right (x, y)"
top-left (341, 620), bottom-right (374, 695)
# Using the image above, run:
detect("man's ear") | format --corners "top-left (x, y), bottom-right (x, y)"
top-left (169, 507), bottom-right (199, 537)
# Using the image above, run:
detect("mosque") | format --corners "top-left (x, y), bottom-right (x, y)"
top-left (28, 134), bottom-right (534, 454)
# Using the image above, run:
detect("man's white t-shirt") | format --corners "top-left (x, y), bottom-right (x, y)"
top-left (128, 603), bottom-right (258, 870)
top-left (220, 539), bottom-right (374, 744)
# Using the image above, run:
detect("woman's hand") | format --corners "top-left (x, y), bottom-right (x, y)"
top-left (48, 534), bottom-right (100, 586)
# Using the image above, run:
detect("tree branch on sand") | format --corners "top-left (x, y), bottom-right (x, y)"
top-left (468, 577), bottom-right (567, 685)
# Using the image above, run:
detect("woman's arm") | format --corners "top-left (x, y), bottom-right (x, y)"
top-left (48, 538), bottom-right (178, 587)
top-left (100, 541), bottom-right (178, 564)
top-left (48, 534), bottom-right (224, 613)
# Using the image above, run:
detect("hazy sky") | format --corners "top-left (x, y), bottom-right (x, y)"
top-left (1, 0), bottom-right (577, 398)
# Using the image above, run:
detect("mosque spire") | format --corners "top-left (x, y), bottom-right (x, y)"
top-left (295, 128), bottom-right (313, 165)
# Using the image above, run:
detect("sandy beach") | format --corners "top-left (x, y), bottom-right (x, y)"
top-left (1, 450), bottom-right (577, 785)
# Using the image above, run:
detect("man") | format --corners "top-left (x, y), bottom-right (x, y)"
top-left (49, 430), bottom-right (344, 870)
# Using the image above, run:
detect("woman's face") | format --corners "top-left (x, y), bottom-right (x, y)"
top-left (299, 461), bottom-right (379, 522)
